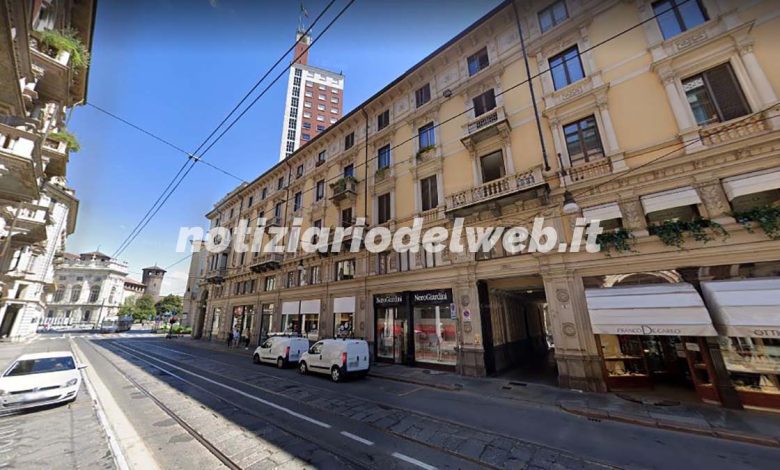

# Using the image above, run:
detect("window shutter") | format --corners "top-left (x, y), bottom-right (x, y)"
top-left (706, 64), bottom-right (750, 121)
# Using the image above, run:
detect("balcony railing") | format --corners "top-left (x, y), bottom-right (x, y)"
top-left (567, 157), bottom-right (612, 183)
top-left (250, 253), bottom-right (283, 273)
top-left (0, 124), bottom-right (36, 160)
top-left (699, 109), bottom-right (771, 146)
top-left (461, 106), bottom-right (509, 149)
top-left (205, 267), bottom-right (227, 283)
top-left (418, 207), bottom-right (445, 224)
top-left (330, 177), bottom-right (358, 202)
top-left (446, 166), bottom-right (544, 212)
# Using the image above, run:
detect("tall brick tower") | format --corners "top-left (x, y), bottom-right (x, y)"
top-left (141, 265), bottom-right (166, 302)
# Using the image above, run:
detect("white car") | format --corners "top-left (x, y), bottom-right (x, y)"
top-left (0, 351), bottom-right (85, 412)
top-left (298, 339), bottom-right (370, 382)
top-left (252, 335), bottom-right (310, 368)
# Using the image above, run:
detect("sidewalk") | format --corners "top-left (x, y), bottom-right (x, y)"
top-left (180, 337), bottom-right (780, 448)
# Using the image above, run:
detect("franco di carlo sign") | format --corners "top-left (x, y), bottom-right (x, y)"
top-left (615, 325), bottom-right (684, 336)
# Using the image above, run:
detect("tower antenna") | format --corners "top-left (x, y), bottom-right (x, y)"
top-left (298, 0), bottom-right (309, 33)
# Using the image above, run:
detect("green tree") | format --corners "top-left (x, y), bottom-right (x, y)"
top-left (118, 297), bottom-right (136, 319)
top-left (135, 295), bottom-right (156, 321)
top-left (155, 294), bottom-right (183, 317)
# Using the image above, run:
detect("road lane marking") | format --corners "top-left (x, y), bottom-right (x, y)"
top-left (392, 452), bottom-right (437, 470)
top-left (340, 431), bottom-right (374, 446)
top-left (398, 387), bottom-right (424, 397)
top-left (111, 343), bottom-right (332, 429)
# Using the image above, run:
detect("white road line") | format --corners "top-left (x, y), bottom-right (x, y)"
top-left (132, 343), bottom-right (196, 357)
top-left (112, 343), bottom-right (332, 429)
top-left (392, 452), bottom-right (437, 470)
top-left (340, 431), bottom-right (374, 446)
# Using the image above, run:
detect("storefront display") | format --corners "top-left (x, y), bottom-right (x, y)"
top-left (375, 293), bottom-right (407, 363)
top-left (333, 297), bottom-right (355, 338)
top-left (258, 303), bottom-right (274, 344)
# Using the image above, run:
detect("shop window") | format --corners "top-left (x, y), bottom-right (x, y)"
top-left (302, 313), bottom-right (319, 340)
top-left (480, 150), bottom-right (505, 183)
top-left (539, 1), bottom-right (568, 33)
top-left (646, 204), bottom-right (699, 225)
top-left (467, 47), bottom-right (489, 76)
top-left (549, 46), bottom-right (585, 90)
top-left (682, 63), bottom-right (750, 126)
top-left (719, 337), bottom-right (780, 398)
top-left (336, 259), bottom-right (355, 281)
top-left (258, 304), bottom-right (274, 344)
top-left (335, 313), bottom-right (353, 338)
top-left (472, 89), bottom-right (496, 117)
top-left (418, 122), bottom-right (435, 149)
top-left (653, 0), bottom-right (707, 40)
top-left (420, 175), bottom-right (439, 211)
top-left (377, 193), bottom-right (391, 224)
top-left (564, 116), bottom-right (604, 166)
top-left (413, 304), bottom-right (457, 365)
top-left (415, 83), bottom-right (431, 108)
top-left (730, 189), bottom-right (780, 213)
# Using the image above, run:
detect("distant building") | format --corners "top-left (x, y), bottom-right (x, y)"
top-left (278, 29), bottom-right (345, 161)
top-left (122, 278), bottom-right (146, 304)
top-left (141, 265), bottom-right (166, 302)
top-left (181, 240), bottom-right (207, 327)
top-left (47, 252), bottom-right (129, 327)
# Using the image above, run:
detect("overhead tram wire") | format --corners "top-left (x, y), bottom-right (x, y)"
top-left (184, 0), bottom-right (699, 221)
top-left (110, 0), bottom-right (344, 259)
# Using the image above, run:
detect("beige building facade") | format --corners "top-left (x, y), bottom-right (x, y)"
top-left (190, 0), bottom-right (780, 409)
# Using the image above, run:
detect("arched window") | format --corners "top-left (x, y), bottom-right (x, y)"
top-left (70, 286), bottom-right (82, 303)
top-left (89, 285), bottom-right (101, 303)
top-left (54, 287), bottom-right (65, 302)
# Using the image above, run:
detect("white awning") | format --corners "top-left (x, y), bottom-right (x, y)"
top-left (300, 299), bottom-right (321, 314)
top-left (722, 168), bottom-right (780, 200)
top-left (282, 301), bottom-right (300, 315)
top-left (586, 283), bottom-right (717, 336)
top-left (701, 278), bottom-right (780, 338)
top-left (583, 202), bottom-right (622, 222)
top-left (640, 187), bottom-right (701, 214)
top-left (333, 296), bottom-right (355, 313)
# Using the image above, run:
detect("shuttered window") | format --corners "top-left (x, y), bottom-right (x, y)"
top-left (682, 63), bottom-right (750, 126)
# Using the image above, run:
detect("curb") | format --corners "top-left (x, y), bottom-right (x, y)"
top-left (559, 403), bottom-right (780, 448)
top-left (367, 371), bottom-right (462, 391)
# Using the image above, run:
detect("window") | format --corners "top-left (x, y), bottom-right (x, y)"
top-left (318, 94), bottom-right (326, 100)
top-left (309, 265), bottom-right (321, 284)
top-left (331, 97), bottom-right (339, 104)
top-left (415, 83), bottom-right (431, 108)
top-left (316, 124), bottom-right (325, 131)
top-left (377, 252), bottom-right (389, 274)
top-left (317, 104), bottom-right (325, 111)
top-left (549, 46), bottom-right (585, 90)
top-left (344, 132), bottom-right (355, 150)
top-left (274, 202), bottom-right (283, 219)
top-left (316, 115), bottom-right (325, 122)
top-left (306, 82), bottom-right (313, 88)
top-left (472, 89), bottom-right (496, 117)
top-left (316, 180), bottom-right (325, 200)
top-left (341, 207), bottom-right (353, 227)
top-left (303, 122), bottom-right (311, 129)
top-left (377, 145), bottom-right (391, 169)
top-left (377, 193), bottom-right (391, 224)
top-left (302, 133), bottom-right (311, 141)
top-left (265, 276), bottom-right (276, 291)
top-left (70, 286), bottom-right (81, 302)
top-left (286, 271), bottom-right (296, 288)
top-left (480, 150), bottom-right (506, 183)
top-left (344, 164), bottom-right (354, 178)
top-left (563, 115), bottom-right (604, 165)
top-left (54, 287), bottom-right (65, 302)
top-left (303, 111), bottom-right (311, 118)
top-left (653, 0), bottom-right (707, 40)
top-left (305, 91), bottom-right (313, 97)
top-left (418, 122), bottom-right (435, 149)
top-left (422, 248), bottom-right (438, 268)
top-left (298, 268), bottom-right (306, 286)
top-left (261, 187), bottom-right (267, 199)
top-left (317, 150), bottom-right (326, 163)
top-left (377, 109), bottom-right (390, 131)
top-left (398, 251), bottom-right (411, 272)
top-left (420, 175), bottom-right (439, 211)
top-left (539, 0), bottom-right (568, 33)
top-left (296, 164), bottom-right (304, 178)
top-left (467, 47), bottom-right (490, 76)
top-left (330, 108), bottom-right (339, 114)
top-left (336, 259), bottom-right (356, 281)
top-left (330, 118), bottom-right (337, 124)
top-left (277, 177), bottom-right (285, 190)
top-left (88, 285), bottom-right (101, 303)
top-left (247, 196), bottom-right (253, 207)
top-left (293, 192), bottom-right (302, 211)
top-left (304, 101), bottom-right (312, 108)
top-left (682, 63), bottom-right (750, 126)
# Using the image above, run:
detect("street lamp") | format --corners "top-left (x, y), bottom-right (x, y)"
top-left (557, 153), bottom-right (580, 215)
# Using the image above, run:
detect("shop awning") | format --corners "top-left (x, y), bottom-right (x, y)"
top-left (282, 301), bottom-right (299, 315)
top-left (300, 299), bottom-right (321, 314)
top-left (334, 296), bottom-right (355, 313)
top-left (701, 278), bottom-right (780, 338)
top-left (585, 283), bottom-right (718, 336)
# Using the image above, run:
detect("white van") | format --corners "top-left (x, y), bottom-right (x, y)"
top-left (252, 335), bottom-right (310, 368)
top-left (298, 339), bottom-right (370, 382)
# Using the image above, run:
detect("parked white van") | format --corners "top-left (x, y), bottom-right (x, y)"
top-left (252, 335), bottom-right (310, 368)
top-left (298, 339), bottom-right (370, 382)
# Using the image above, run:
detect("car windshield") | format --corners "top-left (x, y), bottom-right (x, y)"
top-left (5, 357), bottom-right (76, 376)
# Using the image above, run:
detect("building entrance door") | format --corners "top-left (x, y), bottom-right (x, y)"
top-left (376, 306), bottom-right (409, 364)
top-left (0, 305), bottom-right (20, 338)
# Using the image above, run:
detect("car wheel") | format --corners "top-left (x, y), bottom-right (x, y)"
top-left (277, 357), bottom-right (285, 369)
top-left (253, 354), bottom-right (260, 364)
top-left (331, 366), bottom-right (342, 383)
top-left (298, 361), bottom-right (307, 375)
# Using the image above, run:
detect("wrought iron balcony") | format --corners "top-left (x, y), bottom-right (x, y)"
top-left (461, 106), bottom-right (510, 150)
top-left (205, 268), bottom-right (227, 284)
top-left (446, 166), bottom-right (545, 213)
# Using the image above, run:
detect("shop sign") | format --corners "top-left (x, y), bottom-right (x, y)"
top-left (412, 289), bottom-right (453, 305)
top-left (615, 325), bottom-right (683, 336)
top-left (751, 328), bottom-right (780, 338)
top-left (374, 293), bottom-right (404, 306)
top-left (450, 303), bottom-right (457, 320)
top-left (685, 342), bottom-right (700, 352)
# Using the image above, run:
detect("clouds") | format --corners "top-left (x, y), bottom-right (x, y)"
top-left (160, 269), bottom-right (189, 296)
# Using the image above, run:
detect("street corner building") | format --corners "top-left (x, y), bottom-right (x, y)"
top-left (186, 0), bottom-right (780, 411)
top-left (0, 0), bottom-right (96, 341)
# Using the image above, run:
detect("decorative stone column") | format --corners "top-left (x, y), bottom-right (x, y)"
top-left (542, 270), bottom-right (607, 392)
top-left (737, 40), bottom-right (777, 107)
top-left (694, 181), bottom-right (734, 223)
top-left (618, 198), bottom-right (648, 236)
top-left (456, 278), bottom-right (486, 377)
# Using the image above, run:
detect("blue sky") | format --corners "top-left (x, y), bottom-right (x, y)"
top-left (66, 0), bottom-right (502, 295)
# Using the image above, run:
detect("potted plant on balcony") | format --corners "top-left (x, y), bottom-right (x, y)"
top-left (375, 166), bottom-right (388, 180)
top-left (415, 145), bottom-right (436, 161)
top-left (37, 28), bottom-right (90, 68)
top-left (733, 205), bottom-right (780, 240)
top-left (331, 175), bottom-right (357, 193)
top-left (48, 129), bottom-right (80, 152)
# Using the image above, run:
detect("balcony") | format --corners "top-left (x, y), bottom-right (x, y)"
top-left (699, 108), bottom-right (774, 147)
top-left (461, 106), bottom-right (510, 151)
top-left (250, 254), bottom-right (283, 273)
top-left (567, 158), bottom-right (612, 184)
top-left (205, 268), bottom-right (227, 284)
top-left (330, 177), bottom-right (358, 202)
top-left (0, 123), bottom-right (39, 201)
top-left (446, 166), bottom-right (545, 213)
top-left (417, 207), bottom-right (445, 226)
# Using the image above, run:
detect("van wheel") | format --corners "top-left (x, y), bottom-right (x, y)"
top-left (277, 357), bottom-right (285, 369)
top-left (253, 354), bottom-right (260, 364)
top-left (298, 361), bottom-right (308, 375)
top-left (331, 366), bottom-right (342, 383)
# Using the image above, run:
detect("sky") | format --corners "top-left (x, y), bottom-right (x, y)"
top-left (66, 0), bottom-right (503, 296)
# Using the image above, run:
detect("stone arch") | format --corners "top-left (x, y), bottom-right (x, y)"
top-left (603, 270), bottom-right (681, 287)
